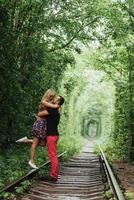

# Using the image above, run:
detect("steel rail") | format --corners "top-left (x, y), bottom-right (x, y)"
top-left (99, 145), bottom-right (125, 200)
top-left (0, 151), bottom-right (67, 194)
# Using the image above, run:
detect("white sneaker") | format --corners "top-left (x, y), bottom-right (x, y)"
top-left (28, 161), bottom-right (38, 169)
top-left (16, 136), bottom-right (28, 142)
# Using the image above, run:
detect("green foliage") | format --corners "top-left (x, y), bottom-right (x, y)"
top-left (15, 180), bottom-right (31, 194)
top-left (87, 0), bottom-right (134, 160)
top-left (0, 180), bottom-right (31, 200)
top-left (1, 0), bottom-right (107, 150)
top-left (112, 81), bottom-right (131, 160)
top-left (0, 191), bottom-right (16, 200)
top-left (59, 62), bottom-right (115, 140)
top-left (125, 191), bottom-right (134, 200)
top-left (105, 189), bottom-right (114, 199)
top-left (1, 0), bottom-right (90, 146)
top-left (58, 134), bottom-right (85, 161)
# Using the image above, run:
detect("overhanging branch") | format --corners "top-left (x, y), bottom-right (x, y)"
top-left (48, 17), bottom-right (99, 52)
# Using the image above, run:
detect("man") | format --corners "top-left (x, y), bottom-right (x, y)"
top-left (38, 96), bottom-right (65, 182)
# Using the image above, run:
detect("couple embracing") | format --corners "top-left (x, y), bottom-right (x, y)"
top-left (17, 89), bottom-right (65, 182)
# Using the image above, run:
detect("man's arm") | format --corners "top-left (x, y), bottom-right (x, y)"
top-left (41, 100), bottom-right (59, 109)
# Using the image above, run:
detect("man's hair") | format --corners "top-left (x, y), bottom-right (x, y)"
top-left (59, 96), bottom-right (65, 105)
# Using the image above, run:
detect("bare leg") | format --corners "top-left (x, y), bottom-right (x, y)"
top-left (29, 137), bottom-right (39, 164)
top-left (17, 138), bottom-right (45, 146)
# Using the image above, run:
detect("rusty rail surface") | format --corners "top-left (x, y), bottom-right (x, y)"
top-left (99, 146), bottom-right (125, 200)
top-left (0, 151), bottom-right (66, 194)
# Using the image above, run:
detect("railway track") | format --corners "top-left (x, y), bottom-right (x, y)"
top-left (0, 142), bottom-right (125, 200)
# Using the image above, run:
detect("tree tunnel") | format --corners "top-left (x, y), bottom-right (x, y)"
top-left (59, 65), bottom-right (115, 144)
top-left (85, 118), bottom-right (101, 138)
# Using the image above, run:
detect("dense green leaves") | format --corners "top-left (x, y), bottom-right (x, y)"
top-left (0, 0), bottom-right (104, 146)
top-left (88, 0), bottom-right (134, 159)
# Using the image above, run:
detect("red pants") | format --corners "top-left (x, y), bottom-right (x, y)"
top-left (46, 136), bottom-right (59, 179)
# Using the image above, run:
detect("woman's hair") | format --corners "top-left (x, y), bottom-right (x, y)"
top-left (39, 89), bottom-right (56, 110)
top-left (41, 89), bottom-right (56, 102)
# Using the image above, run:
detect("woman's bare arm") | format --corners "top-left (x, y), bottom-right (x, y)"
top-left (41, 100), bottom-right (59, 108)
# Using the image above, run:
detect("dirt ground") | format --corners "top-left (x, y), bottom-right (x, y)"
top-left (113, 161), bottom-right (134, 200)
